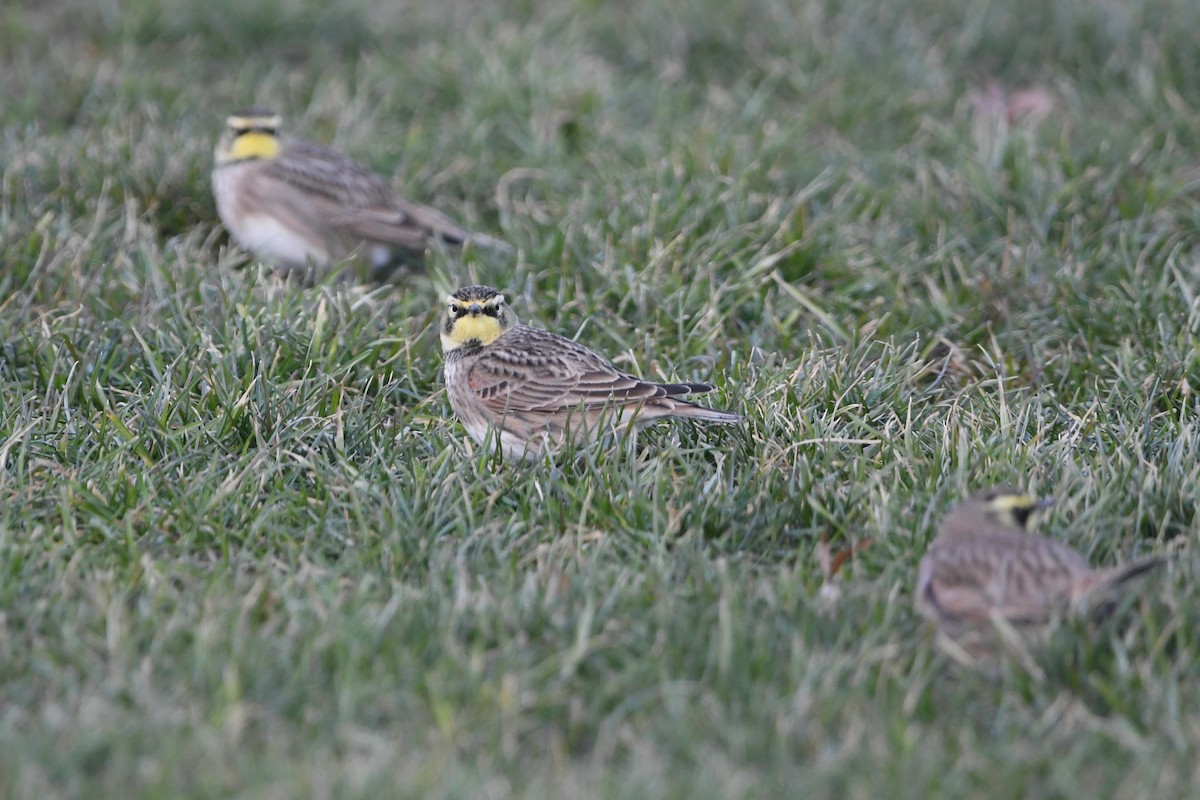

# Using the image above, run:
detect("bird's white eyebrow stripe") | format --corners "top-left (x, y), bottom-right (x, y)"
top-left (227, 115), bottom-right (282, 130)
top-left (447, 293), bottom-right (504, 306)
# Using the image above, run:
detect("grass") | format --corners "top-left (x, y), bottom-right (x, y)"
top-left (1, 0), bottom-right (1199, 796)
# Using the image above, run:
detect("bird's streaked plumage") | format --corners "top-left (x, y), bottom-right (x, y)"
top-left (916, 487), bottom-right (1163, 627)
top-left (439, 285), bottom-right (739, 461)
top-left (212, 108), bottom-right (507, 283)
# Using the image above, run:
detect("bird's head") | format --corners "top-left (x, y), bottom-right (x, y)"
top-left (954, 486), bottom-right (1053, 531)
top-left (440, 285), bottom-right (517, 352)
top-left (215, 108), bottom-right (283, 166)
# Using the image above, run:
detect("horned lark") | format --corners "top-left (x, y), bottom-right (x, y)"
top-left (212, 108), bottom-right (507, 283)
top-left (439, 285), bottom-right (740, 461)
top-left (916, 487), bottom-right (1163, 627)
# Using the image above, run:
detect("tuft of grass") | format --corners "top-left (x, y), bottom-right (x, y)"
top-left (2, 0), bottom-right (1200, 796)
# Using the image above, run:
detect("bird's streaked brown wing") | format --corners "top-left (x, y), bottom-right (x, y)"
top-left (920, 534), bottom-right (1094, 623)
top-left (266, 140), bottom-right (472, 248)
top-left (466, 327), bottom-right (711, 416)
top-left (267, 140), bottom-right (396, 206)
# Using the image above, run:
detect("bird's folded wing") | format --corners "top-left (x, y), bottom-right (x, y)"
top-left (324, 205), bottom-right (435, 249)
top-left (267, 142), bottom-right (396, 206)
top-left (270, 142), bottom-right (480, 247)
top-left (468, 359), bottom-right (669, 415)
top-left (925, 540), bottom-right (1085, 621)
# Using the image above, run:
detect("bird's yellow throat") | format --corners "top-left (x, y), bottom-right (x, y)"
top-left (229, 131), bottom-right (281, 161)
top-left (444, 314), bottom-right (506, 350)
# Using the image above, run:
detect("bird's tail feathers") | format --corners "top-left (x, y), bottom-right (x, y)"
top-left (672, 402), bottom-right (741, 424)
top-left (1085, 555), bottom-right (1165, 619)
top-left (1104, 555), bottom-right (1166, 589)
top-left (464, 231), bottom-right (513, 254)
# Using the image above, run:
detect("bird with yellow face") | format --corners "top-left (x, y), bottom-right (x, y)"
top-left (212, 109), bottom-right (507, 283)
top-left (438, 285), bottom-right (739, 462)
top-left (917, 487), bottom-right (1163, 627)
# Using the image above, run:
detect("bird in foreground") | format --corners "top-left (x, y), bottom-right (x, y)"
top-left (916, 487), bottom-right (1163, 628)
top-left (439, 285), bottom-right (740, 462)
top-left (212, 108), bottom-right (508, 283)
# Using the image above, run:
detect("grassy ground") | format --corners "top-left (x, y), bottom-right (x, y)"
top-left (2, 0), bottom-right (1199, 796)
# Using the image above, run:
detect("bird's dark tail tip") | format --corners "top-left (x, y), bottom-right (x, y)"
top-left (1109, 555), bottom-right (1166, 587)
top-left (1087, 555), bottom-right (1166, 621)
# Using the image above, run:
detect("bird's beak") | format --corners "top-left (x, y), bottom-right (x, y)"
top-left (1035, 497), bottom-right (1056, 511)
top-left (468, 303), bottom-right (482, 315)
